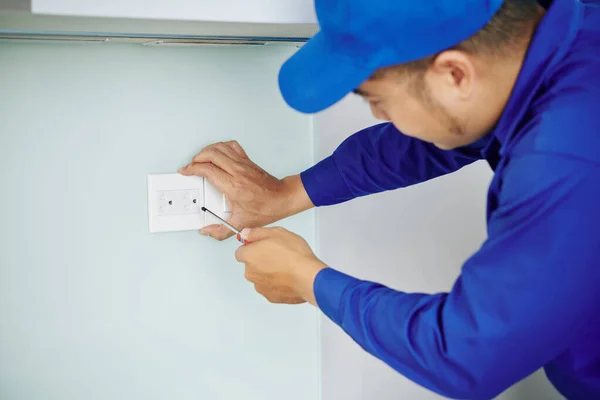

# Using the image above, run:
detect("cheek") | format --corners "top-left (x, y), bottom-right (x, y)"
top-left (385, 98), bottom-right (434, 136)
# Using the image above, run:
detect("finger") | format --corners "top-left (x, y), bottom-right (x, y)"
top-left (241, 226), bottom-right (285, 242)
top-left (192, 145), bottom-right (239, 174)
top-left (201, 224), bottom-right (235, 241)
top-left (197, 142), bottom-right (240, 161)
top-left (215, 142), bottom-right (244, 160)
top-left (226, 140), bottom-right (248, 158)
top-left (179, 163), bottom-right (231, 193)
top-left (191, 143), bottom-right (234, 163)
top-left (235, 245), bottom-right (247, 263)
top-left (202, 210), bottom-right (245, 240)
top-left (253, 284), bottom-right (274, 299)
top-left (243, 266), bottom-right (252, 282)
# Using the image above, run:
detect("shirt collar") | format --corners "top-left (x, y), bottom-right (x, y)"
top-left (492, 0), bottom-right (583, 149)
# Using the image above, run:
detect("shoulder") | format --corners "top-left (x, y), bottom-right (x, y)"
top-left (511, 38), bottom-right (600, 165)
top-left (509, 3), bottom-right (600, 163)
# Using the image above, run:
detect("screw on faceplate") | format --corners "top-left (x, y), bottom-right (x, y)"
top-left (193, 199), bottom-right (197, 203)
top-left (168, 200), bottom-right (173, 205)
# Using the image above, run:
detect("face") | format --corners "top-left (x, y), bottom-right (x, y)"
top-left (355, 50), bottom-right (517, 150)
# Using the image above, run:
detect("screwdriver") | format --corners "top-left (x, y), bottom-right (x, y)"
top-left (201, 207), bottom-right (249, 244)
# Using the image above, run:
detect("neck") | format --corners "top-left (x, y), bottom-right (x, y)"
top-left (490, 5), bottom-right (547, 116)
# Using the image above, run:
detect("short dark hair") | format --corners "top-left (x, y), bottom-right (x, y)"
top-left (377, 0), bottom-right (541, 76)
top-left (455, 0), bottom-right (541, 55)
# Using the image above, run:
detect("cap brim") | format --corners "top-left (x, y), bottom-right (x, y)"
top-left (278, 32), bottom-right (375, 114)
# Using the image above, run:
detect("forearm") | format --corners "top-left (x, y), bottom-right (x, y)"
top-left (301, 123), bottom-right (485, 207)
top-left (275, 174), bottom-right (315, 221)
top-left (291, 262), bottom-right (480, 397)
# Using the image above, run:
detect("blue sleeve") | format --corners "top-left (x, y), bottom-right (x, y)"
top-left (313, 154), bottom-right (600, 399)
top-left (300, 123), bottom-right (486, 206)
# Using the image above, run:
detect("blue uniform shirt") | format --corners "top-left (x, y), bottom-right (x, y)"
top-left (300, 0), bottom-right (600, 398)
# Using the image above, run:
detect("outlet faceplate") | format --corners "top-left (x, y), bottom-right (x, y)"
top-left (148, 174), bottom-right (232, 233)
top-left (148, 174), bottom-right (205, 233)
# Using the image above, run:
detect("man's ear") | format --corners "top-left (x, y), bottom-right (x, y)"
top-left (427, 50), bottom-right (476, 99)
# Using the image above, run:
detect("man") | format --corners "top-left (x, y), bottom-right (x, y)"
top-left (180, 0), bottom-right (600, 398)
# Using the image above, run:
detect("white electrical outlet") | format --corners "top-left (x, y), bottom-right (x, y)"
top-left (156, 189), bottom-right (201, 216)
top-left (147, 173), bottom-right (231, 233)
top-left (148, 174), bottom-right (205, 233)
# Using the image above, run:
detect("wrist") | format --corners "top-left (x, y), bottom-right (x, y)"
top-left (275, 175), bottom-right (315, 221)
top-left (292, 258), bottom-right (327, 307)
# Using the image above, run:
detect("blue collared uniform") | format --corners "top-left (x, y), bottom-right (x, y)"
top-left (298, 1), bottom-right (600, 398)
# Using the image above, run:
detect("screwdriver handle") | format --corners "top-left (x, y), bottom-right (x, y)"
top-left (236, 232), bottom-right (251, 245)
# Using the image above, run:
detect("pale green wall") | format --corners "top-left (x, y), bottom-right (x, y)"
top-left (0, 41), bottom-right (318, 400)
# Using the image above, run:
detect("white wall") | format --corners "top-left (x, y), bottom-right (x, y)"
top-left (31, 0), bottom-right (317, 24)
top-left (314, 96), bottom-right (564, 400)
top-left (0, 41), bottom-right (319, 400)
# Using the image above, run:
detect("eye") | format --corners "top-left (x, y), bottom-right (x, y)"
top-left (359, 96), bottom-right (381, 106)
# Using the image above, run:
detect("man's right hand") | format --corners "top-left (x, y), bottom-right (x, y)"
top-left (179, 141), bottom-right (313, 241)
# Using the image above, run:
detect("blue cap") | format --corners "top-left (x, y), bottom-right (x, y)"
top-left (279, 0), bottom-right (504, 114)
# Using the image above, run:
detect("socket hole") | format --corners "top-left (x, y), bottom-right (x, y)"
top-left (168, 200), bottom-right (173, 205)
top-left (193, 199), bottom-right (197, 203)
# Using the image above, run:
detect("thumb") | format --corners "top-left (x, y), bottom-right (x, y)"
top-left (241, 227), bottom-right (277, 242)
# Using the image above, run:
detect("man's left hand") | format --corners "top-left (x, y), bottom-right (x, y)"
top-left (235, 227), bottom-right (327, 305)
